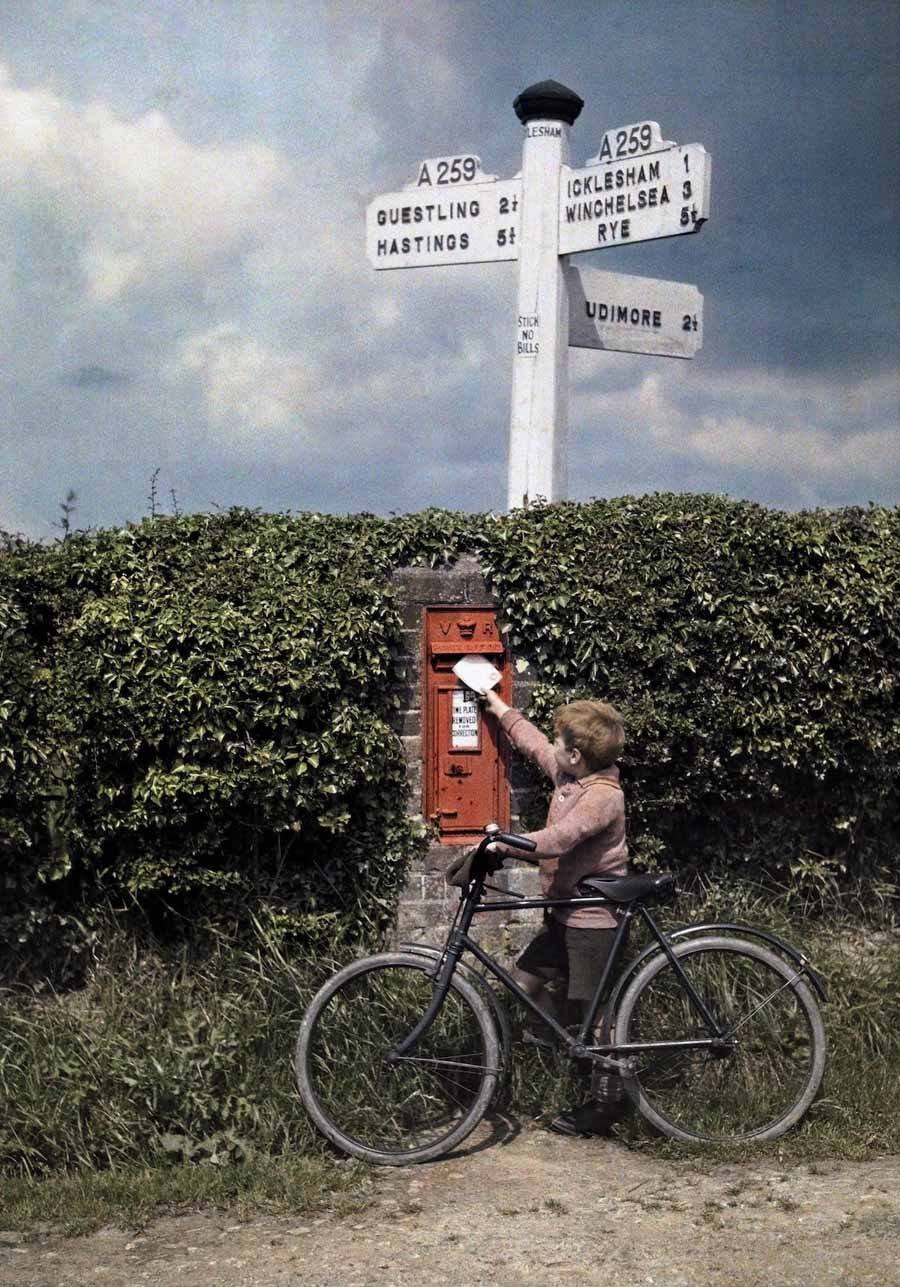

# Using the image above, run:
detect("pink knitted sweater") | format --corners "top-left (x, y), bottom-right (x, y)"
top-left (496, 709), bottom-right (628, 928)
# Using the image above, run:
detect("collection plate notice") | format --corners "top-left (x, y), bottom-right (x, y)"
top-left (451, 689), bottom-right (480, 749)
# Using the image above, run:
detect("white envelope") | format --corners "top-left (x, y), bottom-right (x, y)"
top-left (452, 654), bottom-right (503, 695)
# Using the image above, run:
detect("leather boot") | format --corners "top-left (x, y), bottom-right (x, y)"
top-left (548, 1099), bottom-right (625, 1136)
top-left (549, 1068), bottom-right (628, 1137)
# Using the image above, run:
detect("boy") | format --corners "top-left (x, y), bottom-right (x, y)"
top-left (480, 686), bottom-right (628, 1136)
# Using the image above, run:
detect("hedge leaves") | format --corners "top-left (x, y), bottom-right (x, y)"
top-left (1, 497), bottom-right (897, 973)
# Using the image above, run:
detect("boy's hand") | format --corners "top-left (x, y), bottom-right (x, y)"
top-left (480, 688), bottom-right (510, 719)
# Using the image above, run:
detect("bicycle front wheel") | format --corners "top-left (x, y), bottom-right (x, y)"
top-left (295, 953), bottom-right (500, 1166)
top-left (616, 936), bottom-right (826, 1144)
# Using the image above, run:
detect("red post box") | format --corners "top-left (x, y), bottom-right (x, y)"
top-left (423, 607), bottom-right (511, 843)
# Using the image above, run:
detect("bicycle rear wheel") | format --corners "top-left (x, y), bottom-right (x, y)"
top-left (616, 936), bottom-right (826, 1144)
top-left (295, 953), bottom-right (500, 1166)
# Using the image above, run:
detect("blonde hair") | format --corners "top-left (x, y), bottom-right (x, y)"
top-left (553, 700), bottom-right (625, 771)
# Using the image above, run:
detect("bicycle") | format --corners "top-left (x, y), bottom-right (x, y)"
top-left (295, 825), bottom-right (827, 1166)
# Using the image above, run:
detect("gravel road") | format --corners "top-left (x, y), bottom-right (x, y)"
top-left (2, 1124), bottom-right (898, 1286)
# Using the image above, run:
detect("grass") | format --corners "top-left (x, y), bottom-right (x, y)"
top-left (0, 1154), bottom-right (368, 1239)
top-left (1, 876), bottom-right (898, 1233)
top-left (0, 924), bottom-right (329, 1177)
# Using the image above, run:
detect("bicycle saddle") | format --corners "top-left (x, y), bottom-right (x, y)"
top-left (576, 872), bottom-right (676, 903)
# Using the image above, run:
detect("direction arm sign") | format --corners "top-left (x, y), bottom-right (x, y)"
top-left (364, 82), bottom-right (713, 513)
top-left (366, 176), bottom-right (522, 269)
top-left (558, 143), bottom-right (711, 254)
top-left (566, 265), bottom-right (703, 358)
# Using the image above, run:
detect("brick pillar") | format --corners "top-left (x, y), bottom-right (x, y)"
top-left (389, 558), bottom-right (544, 959)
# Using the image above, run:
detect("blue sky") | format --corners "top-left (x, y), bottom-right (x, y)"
top-left (2, 0), bottom-right (898, 539)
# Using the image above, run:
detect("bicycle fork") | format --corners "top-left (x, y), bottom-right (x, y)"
top-left (383, 927), bottom-right (469, 1066)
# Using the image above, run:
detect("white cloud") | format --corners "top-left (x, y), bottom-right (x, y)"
top-left (172, 325), bottom-right (311, 439)
top-left (80, 247), bottom-right (144, 303)
top-left (169, 303), bottom-right (502, 455)
top-left (0, 63), bottom-right (290, 302)
top-left (0, 32), bottom-right (498, 481)
top-left (576, 365), bottom-right (900, 488)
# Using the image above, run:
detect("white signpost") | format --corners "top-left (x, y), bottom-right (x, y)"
top-left (365, 81), bottom-right (711, 509)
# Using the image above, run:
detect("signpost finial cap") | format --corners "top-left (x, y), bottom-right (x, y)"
top-left (513, 80), bottom-right (583, 126)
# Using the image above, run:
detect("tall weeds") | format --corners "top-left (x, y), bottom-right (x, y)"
top-left (0, 918), bottom-right (339, 1177)
top-left (1, 879), bottom-right (898, 1182)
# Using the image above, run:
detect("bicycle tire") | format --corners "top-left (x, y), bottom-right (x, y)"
top-left (616, 936), bottom-right (826, 1144)
top-left (295, 952), bottom-right (500, 1166)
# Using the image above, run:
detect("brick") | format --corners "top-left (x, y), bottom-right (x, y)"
top-left (507, 906), bottom-right (544, 926)
top-left (462, 567), bottom-right (488, 599)
top-left (423, 873), bottom-right (451, 899)
top-left (393, 708), bottom-right (421, 737)
top-left (500, 866), bottom-right (542, 898)
top-left (395, 702), bottom-right (422, 732)
top-left (399, 602), bottom-right (426, 631)
top-left (401, 875), bottom-right (424, 901)
top-left (391, 660), bottom-right (417, 684)
top-left (399, 628), bottom-right (423, 657)
top-left (424, 843), bottom-right (468, 875)
top-left (391, 568), bottom-right (466, 605)
top-left (396, 899), bottom-right (453, 931)
top-left (389, 677), bottom-right (422, 707)
top-left (470, 907), bottom-right (519, 931)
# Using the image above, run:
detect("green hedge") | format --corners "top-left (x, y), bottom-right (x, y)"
top-left (1, 497), bottom-right (897, 974)
top-left (0, 510), bottom-right (466, 971)
top-left (479, 497), bottom-right (899, 880)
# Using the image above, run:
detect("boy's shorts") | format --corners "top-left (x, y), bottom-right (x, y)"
top-left (516, 914), bottom-right (617, 1002)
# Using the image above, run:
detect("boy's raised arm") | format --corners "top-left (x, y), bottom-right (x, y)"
top-left (480, 687), bottom-right (558, 782)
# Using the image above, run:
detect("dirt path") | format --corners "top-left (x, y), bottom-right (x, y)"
top-left (2, 1125), bottom-right (899, 1287)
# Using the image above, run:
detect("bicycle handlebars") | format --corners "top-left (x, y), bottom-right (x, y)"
top-left (482, 823), bottom-right (537, 854)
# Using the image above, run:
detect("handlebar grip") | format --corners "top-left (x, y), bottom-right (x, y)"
top-left (494, 831), bottom-right (537, 853)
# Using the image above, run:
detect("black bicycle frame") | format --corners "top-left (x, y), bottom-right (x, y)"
top-left (388, 861), bottom-right (728, 1068)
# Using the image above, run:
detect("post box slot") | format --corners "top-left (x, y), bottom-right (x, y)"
top-left (430, 655), bottom-right (456, 672)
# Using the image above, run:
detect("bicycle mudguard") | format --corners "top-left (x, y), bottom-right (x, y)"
top-left (665, 923), bottom-right (827, 1000)
top-left (604, 921), bottom-right (826, 1024)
